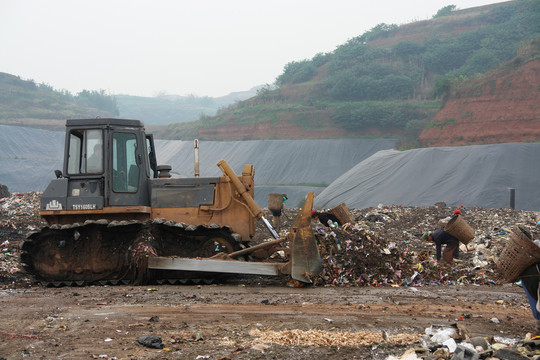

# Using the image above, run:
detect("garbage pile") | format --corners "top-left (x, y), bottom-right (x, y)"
top-left (310, 204), bottom-right (539, 287)
top-left (0, 192), bottom-right (45, 286)
top-left (1, 192), bottom-right (539, 288)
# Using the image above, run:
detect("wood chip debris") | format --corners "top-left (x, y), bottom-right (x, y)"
top-left (250, 328), bottom-right (420, 347)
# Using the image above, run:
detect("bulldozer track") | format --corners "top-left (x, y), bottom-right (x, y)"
top-left (20, 219), bottom-right (246, 287)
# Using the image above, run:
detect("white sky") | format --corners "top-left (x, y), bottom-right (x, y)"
top-left (1, 0), bottom-right (500, 98)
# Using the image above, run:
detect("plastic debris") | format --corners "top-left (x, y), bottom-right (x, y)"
top-left (136, 335), bottom-right (164, 349)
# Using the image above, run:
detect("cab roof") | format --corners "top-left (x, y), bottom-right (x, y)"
top-left (66, 118), bottom-right (144, 128)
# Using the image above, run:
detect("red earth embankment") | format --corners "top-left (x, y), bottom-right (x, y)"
top-left (418, 58), bottom-right (540, 146)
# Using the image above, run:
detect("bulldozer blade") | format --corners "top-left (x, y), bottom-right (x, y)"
top-left (290, 192), bottom-right (322, 283)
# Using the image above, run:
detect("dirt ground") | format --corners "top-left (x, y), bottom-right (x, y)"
top-left (0, 280), bottom-right (533, 360)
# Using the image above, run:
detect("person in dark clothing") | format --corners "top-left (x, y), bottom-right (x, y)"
top-left (519, 263), bottom-right (540, 331)
top-left (423, 228), bottom-right (459, 263)
top-left (271, 194), bottom-right (288, 229)
top-left (312, 211), bottom-right (340, 227)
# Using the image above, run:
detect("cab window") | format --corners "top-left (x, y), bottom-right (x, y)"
top-left (67, 129), bottom-right (103, 174)
top-left (112, 132), bottom-right (139, 193)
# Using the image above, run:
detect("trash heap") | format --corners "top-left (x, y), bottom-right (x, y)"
top-left (311, 205), bottom-right (540, 287)
top-left (1, 192), bottom-right (539, 288)
top-left (0, 192), bottom-right (45, 286)
top-left (314, 225), bottom-right (404, 286)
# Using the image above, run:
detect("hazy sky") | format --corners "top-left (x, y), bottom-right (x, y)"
top-left (1, 0), bottom-right (500, 98)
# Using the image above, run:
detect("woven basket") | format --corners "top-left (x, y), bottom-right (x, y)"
top-left (329, 203), bottom-right (355, 224)
top-left (497, 226), bottom-right (540, 283)
top-left (444, 214), bottom-right (475, 245)
top-left (268, 193), bottom-right (283, 212)
top-left (437, 216), bottom-right (452, 228)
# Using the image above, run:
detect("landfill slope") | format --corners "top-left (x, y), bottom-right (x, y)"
top-left (0, 125), bottom-right (64, 193)
top-left (315, 143), bottom-right (540, 211)
top-left (155, 138), bottom-right (396, 206)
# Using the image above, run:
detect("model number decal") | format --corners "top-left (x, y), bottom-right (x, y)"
top-left (73, 204), bottom-right (97, 210)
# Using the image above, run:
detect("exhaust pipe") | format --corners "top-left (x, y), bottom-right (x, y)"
top-left (194, 139), bottom-right (200, 177)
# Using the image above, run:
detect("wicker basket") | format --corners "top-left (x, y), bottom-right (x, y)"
top-left (268, 193), bottom-right (283, 212)
top-left (329, 203), bottom-right (355, 224)
top-left (437, 216), bottom-right (452, 228)
top-left (497, 226), bottom-right (540, 283)
top-left (444, 214), bottom-right (475, 245)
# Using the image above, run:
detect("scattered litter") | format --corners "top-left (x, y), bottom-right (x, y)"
top-left (451, 345), bottom-right (479, 360)
top-left (423, 324), bottom-right (457, 345)
top-left (0, 330), bottom-right (39, 340)
top-left (391, 330), bottom-right (532, 360)
top-left (493, 336), bottom-right (519, 345)
top-left (251, 343), bottom-right (270, 352)
top-left (442, 337), bottom-right (457, 352)
top-left (386, 348), bottom-right (423, 360)
top-left (136, 335), bottom-right (164, 349)
top-left (171, 332), bottom-right (203, 343)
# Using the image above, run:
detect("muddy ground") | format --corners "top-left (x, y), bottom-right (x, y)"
top-left (2, 193), bottom-right (540, 359)
top-left (0, 280), bottom-right (533, 360)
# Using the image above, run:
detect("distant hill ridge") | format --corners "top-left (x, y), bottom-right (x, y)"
top-left (0, 72), bottom-right (260, 129)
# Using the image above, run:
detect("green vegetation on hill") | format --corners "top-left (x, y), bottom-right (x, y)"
top-left (0, 73), bottom-right (118, 127)
top-left (277, 0), bottom-right (539, 99)
top-left (158, 0), bottom-right (539, 141)
top-left (443, 36), bottom-right (540, 99)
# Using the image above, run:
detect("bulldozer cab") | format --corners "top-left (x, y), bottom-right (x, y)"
top-left (45, 118), bottom-right (158, 212)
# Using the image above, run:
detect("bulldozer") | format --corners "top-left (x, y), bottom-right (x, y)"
top-left (20, 118), bottom-right (322, 286)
